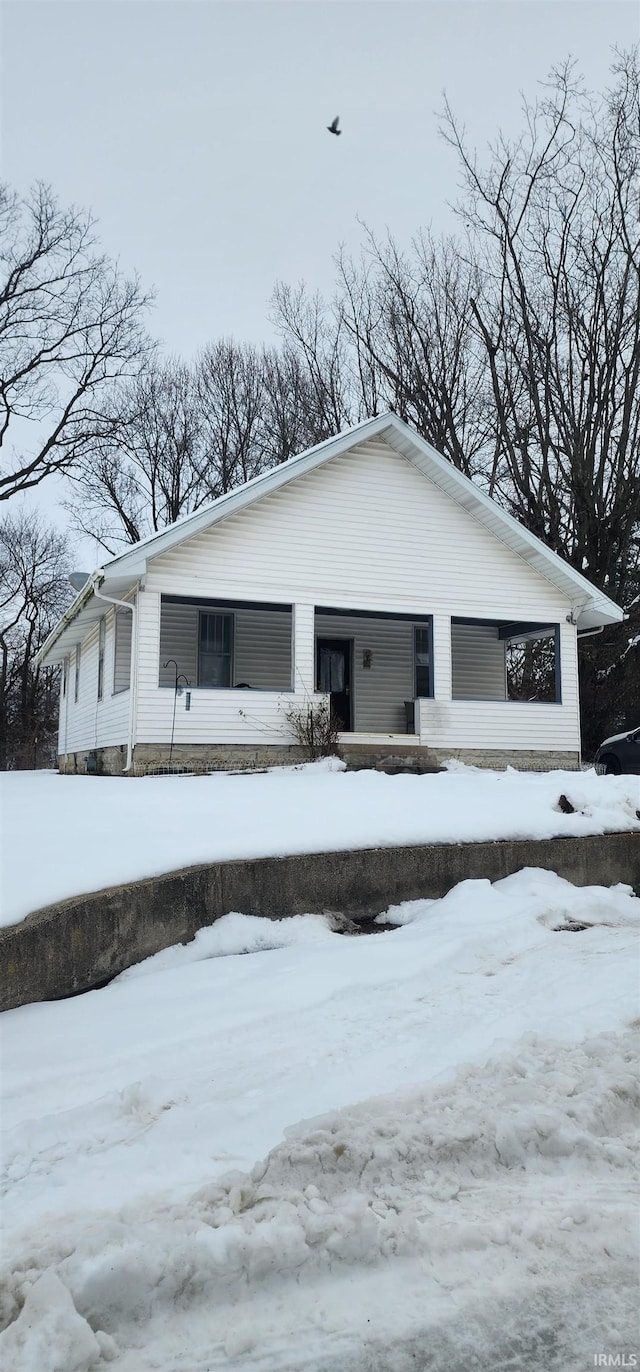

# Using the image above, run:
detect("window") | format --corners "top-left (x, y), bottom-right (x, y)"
top-left (74, 643), bottom-right (81, 703)
top-left (414, 625), bottom-right (432, 697)
top-left (97, 619), bottom-right (106, 701)
top-left (506, 628), bottom-right (559, 703)
top-left (113, 609), bottom-right (132, 694)
top-left (199, 612), bottom-right (233, 688)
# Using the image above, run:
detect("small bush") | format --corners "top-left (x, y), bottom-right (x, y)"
top-left (284, 699), bottom-right (342, 760)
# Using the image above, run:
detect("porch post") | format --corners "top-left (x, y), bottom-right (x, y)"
top-left (432, 613), bottom-right (452, 702)
top-left (293, 602), bottom-right (316, 697)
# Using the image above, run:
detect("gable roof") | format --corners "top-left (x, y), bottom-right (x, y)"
top-left (38, 412), bottom-right (624, 663)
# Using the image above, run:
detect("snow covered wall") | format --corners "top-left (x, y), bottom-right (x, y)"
top-left (2, 829), bottom-right (639, 1010)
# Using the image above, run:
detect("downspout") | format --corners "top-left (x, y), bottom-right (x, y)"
top-left (577, 626), bottom-right (606, 641)
top-left (90, 577), bottom-right (139, 773)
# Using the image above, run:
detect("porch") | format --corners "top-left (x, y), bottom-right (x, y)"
top-left (129, 596), bottom-right (576, 769)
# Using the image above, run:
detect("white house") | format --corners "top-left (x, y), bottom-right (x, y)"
top-left (37, 413), bottom-right (624, 775)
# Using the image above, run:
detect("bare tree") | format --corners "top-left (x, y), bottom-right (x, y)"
top-left (440, 52), bottom-right (640, 602)
top-left (0, 182), bottom-right (152, 502)
top-left (196, 340), bottom-right (270, 493)
top-left (67, 358), bottom-right (207, 551)
top-left (271, 283), bottom-right (360, 436)
top-left (438, 52), bottom-right (640, 753)
top-left (335, 229), bottom-right (493, 478)
top-left (67, 341), bottom-right (337, 548)
top-left (0, 511), bottom-right (71, 768)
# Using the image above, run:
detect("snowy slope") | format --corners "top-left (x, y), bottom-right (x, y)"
top-left (1, 761), bottom-right (639, 925)
top-left (1, 869), bottom-right (638, 1370)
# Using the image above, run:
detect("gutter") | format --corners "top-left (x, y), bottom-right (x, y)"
top-left (90, 575), bottom-right (139, 774)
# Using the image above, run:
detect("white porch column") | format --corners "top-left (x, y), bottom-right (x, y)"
top-left (135, 589), bottom-right (160, 706)
top-left (432, 612), bottom-right (452, 701)
top-left (293, 601), bottom-right (316, 696)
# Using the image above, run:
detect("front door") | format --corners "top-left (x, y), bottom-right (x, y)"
top-left (316, 638), bottom-right (352, 731)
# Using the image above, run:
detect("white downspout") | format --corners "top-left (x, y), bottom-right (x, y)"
top-left (90, 578), bottom-right (139, 773)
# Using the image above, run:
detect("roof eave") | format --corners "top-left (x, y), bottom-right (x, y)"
top-left (36, 569), bottom-right (141, 666)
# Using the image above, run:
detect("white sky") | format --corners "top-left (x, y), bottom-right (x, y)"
top-left (1, 0), bottom-right (639, 560)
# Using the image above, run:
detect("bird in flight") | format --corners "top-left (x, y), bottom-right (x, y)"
top-left (327, 116), bottom-right (341, 136)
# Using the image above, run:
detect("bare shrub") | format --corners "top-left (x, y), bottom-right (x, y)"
top-left (284, 698), bottom-right (342, 760)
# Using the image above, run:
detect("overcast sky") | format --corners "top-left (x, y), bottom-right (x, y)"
top-left (1, 0), bottom-right (638, 558)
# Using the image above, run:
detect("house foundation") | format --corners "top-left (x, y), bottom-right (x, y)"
top-left (57, 741), bottom-right (581, 776)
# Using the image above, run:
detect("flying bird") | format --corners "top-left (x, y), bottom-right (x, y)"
top-left (327, 116), bottom-right (341, 136)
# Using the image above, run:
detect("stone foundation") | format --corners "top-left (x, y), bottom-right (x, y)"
top-left (57, 741), bottom-right (582, 776)
top-left (59, 746), bottom-right (128, 776)
top-left (132, 742), bottom-right (309, 773)
top-left (430, 748), bottom-right (581, 772)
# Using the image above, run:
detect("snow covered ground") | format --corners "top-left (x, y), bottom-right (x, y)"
top-left (1, 761), bottom-right (638, 925)
top-left (1, 868), bottom-right (639, 1370)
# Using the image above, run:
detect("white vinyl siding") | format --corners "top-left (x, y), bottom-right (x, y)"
top-left (59, 610), bottom-right (131, 753)
top-left (139, 438), bottom-right (578, 752)
top-left (113, 608), bottom-right (132, 694)
top-left (451, 621), bottom-right (506, 701)
top-left (146, 440), bottom-right (571, 620)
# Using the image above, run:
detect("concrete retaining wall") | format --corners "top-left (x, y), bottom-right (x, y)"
top-left (1, 833), bottom-right (638, 1011)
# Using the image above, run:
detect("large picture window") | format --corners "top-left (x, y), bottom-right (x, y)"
top-left (199, 612), bottom-right (233, 688)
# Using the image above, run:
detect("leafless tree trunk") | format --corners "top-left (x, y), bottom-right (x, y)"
top-left (0, 511), bottom-right (71, 768)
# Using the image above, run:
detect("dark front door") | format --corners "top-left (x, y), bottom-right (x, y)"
top-left (316, 638), bottom-right (352, 731)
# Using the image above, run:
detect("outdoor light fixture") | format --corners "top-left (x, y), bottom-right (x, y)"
top-left (363, 649), bottom-right (372, 669)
